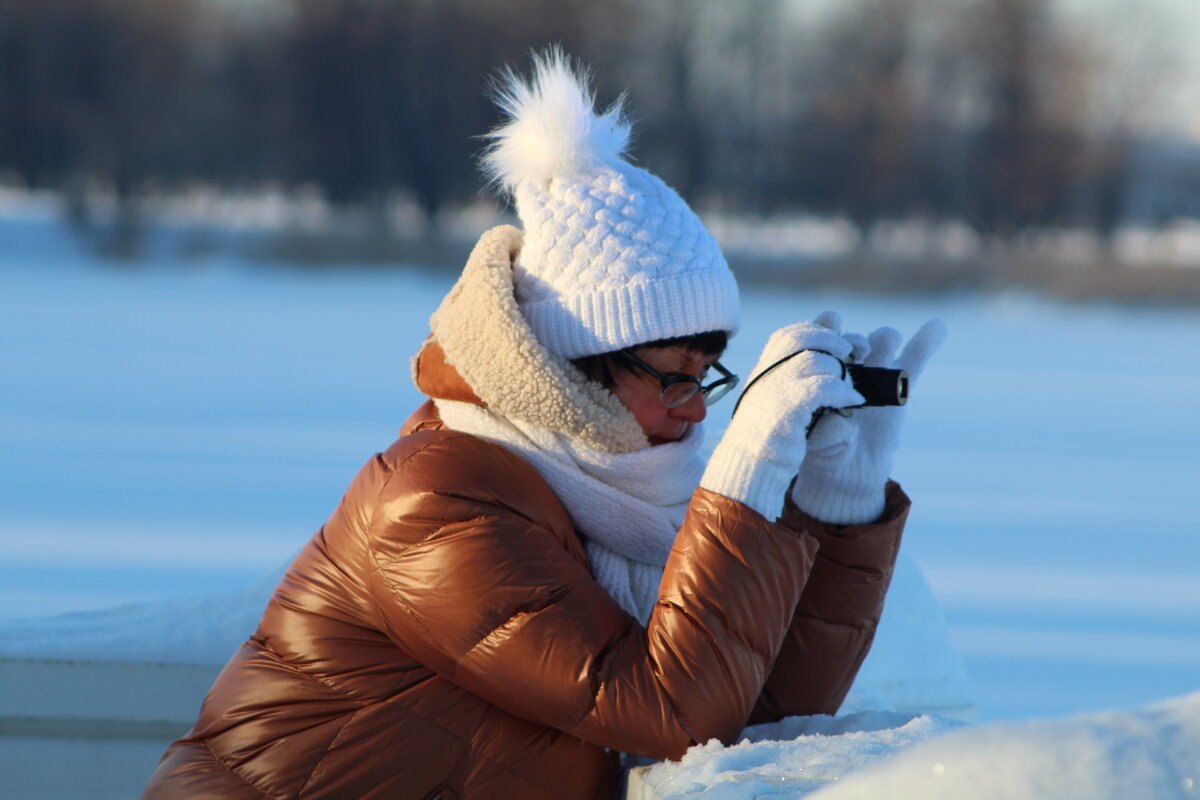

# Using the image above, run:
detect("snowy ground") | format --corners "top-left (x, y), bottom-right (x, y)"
top-left (2, 211), bottom-right (1199, 795)
top-left (630, 692), bottom-right (1200, 799)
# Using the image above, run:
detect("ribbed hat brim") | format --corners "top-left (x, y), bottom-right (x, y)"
top-left (520, 265), bottom-right (741, 359)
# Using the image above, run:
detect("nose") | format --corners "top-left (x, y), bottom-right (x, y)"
top-left (669, 391), bottom-right (707, 423)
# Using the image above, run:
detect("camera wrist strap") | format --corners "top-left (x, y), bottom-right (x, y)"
top-left (730, 348), bottom-right (846, 418)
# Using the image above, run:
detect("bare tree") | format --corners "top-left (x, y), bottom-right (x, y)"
top-left (935, 0), bottom-right (1087, 240)
top-left (775, 0), bottom-right (921, 240)
top-left (1066, 0), bottom-right (1181, 249)
top-left (0, 0), bottom-right (206, 254)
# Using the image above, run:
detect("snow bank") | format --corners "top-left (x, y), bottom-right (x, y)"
top-left (631, 692), bottom-right (1200, 799)
top-left (0, 562), bottom-right (287, 665)
top-left (811, 691), bottom-right (1200, 800)
top-left (628, 712), bottom-right (966, 799)
top-left (840, 553), bottom-right (973, 717)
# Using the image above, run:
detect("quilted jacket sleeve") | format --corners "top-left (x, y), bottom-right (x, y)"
top-left (748, 481), bottom-right (910, 724)
top-left (365, 430), bottom-right (820, 761)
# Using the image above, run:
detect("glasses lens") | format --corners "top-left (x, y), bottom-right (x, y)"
top-left (662, 382), bottom-right (699, 408)
top-left (702, 378), bottom-right (735, 406)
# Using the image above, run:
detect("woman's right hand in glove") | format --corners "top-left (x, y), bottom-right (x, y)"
top-left (700, 321), bottom-right (864, 519)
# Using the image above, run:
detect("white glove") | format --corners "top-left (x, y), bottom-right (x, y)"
top-left (791, 311), bottom-right (947, 525)
top-left (701, 321), bottom-right (865, 519)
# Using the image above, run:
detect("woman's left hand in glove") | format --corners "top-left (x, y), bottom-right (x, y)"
top-left (790, 311), bottom-right (948, 525)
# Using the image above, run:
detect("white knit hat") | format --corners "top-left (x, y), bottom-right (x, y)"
top-left (481, 49), bottom-right (739, 360)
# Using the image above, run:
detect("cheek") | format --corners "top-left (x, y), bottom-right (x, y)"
top-left (611, 380), bottom-right (666, 435)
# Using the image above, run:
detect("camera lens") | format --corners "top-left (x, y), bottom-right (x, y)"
top-left (845, 364), bottom-right (908, 407)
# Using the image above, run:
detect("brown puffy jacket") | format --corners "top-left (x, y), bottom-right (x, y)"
top-left (143, 345), bottom-right (908, 800)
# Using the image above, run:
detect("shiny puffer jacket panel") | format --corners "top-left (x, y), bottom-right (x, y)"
top-left (144, 401), bottom-right (907, 800)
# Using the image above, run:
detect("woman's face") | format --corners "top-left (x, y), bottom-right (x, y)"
top-left (611, 345), bottom-right (717, 446)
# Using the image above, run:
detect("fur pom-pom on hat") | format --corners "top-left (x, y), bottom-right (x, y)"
top-left (477, 48), bottom-right (740, 360)
top-left (482, 48), bottom-right (631, 193)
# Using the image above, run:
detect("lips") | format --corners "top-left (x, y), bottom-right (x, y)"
top-left (648, 424), bottom-right (689, 446)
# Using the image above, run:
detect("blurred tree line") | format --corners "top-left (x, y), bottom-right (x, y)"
top-left (0, 0), bottom-right (1182, 254)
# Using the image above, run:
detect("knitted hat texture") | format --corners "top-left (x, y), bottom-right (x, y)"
top-left (482, 50), bottom-right (739, 359)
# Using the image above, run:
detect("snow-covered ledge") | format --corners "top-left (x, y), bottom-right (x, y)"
top-left (626, 692), bottom-right (1200, 800)
top-left (625, 711), bottom-right (968, 799)
top-left (0, 555), bottom-right (973, 798)
top-left (0, 568), bottom-right (283, 799)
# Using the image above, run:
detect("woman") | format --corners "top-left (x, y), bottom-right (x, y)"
top-left (144, 51), bottom-right (944, 800)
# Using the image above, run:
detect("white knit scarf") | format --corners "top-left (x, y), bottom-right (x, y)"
top-left (435, 399), bottom-right (706, 624)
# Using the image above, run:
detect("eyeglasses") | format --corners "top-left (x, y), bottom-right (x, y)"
top-left (617, 350), bottom-right (740, 408)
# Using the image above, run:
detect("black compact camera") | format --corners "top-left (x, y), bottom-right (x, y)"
top-left (845, 364), bottom-right (908, 407)
top-left (732, 349), bottom-right (910, 419)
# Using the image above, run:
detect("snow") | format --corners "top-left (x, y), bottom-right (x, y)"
top-left (812, 691), bottom-right (1200, 800)
top-left (632, 692), bottom-right (1200, 799)
top-left (629, 712), bottom-right (968, 799)
top-left (839, 554), bottom-right (972, 716)
top-left (2, 211), bottom-right (1199, 796)
top-left (0, 563), bottom-right (286, 665)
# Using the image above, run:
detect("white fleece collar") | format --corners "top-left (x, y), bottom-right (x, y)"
top-left (428, 225), bottom-right (648, 454)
